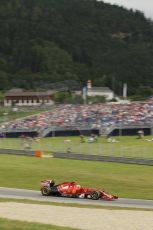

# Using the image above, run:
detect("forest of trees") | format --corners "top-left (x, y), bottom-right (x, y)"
top-left (0, 0), bottom-right (153, 96)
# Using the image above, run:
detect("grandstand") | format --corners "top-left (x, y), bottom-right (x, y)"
top-left (0, 98), bottom-right (153, 138)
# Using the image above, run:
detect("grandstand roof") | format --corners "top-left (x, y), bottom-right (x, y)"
top-left (5, 89), bottom-right (55, 97)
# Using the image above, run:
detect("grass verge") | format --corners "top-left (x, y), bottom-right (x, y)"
top-left (0, 154), bottom-right (153, 199)
top-left (0, 217), bottom-right (80, 230)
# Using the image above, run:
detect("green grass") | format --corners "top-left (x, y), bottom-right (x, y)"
top-left (0, 154), bottom-right (153, 200)
top-left (0, 136), bottom-right (153, 159)
top-left (0, 218), bottom-right (80, 230)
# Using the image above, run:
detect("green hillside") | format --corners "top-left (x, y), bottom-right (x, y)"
top-left (0, 0), bottom-right (153, 95)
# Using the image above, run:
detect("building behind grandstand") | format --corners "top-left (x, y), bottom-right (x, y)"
top-left (4, 81), bottom-right (115, 107)
top-left (4, 88), bottom-right (55, 106)
top-left (86, 80), bottom-right (114, 100)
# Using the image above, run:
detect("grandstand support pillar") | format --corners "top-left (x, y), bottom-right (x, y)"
top-left (151, 127), bottom-right (153, 135)
top-left (119, 123), bottom-right (122, 137)
top-left (52, 128), bottom-right (55, 137)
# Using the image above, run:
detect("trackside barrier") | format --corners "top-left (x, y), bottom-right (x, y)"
top-left (53, 152), bottom-right (153, 166)
top-left (0, 148), bottom-right (42, 157)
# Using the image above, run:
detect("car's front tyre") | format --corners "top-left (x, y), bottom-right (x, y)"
top-left (90, 191), bottom-right (100, 200)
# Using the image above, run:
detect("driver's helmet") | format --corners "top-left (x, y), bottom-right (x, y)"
top-left (76, 184), bottom-right (81, 189)
top-left (50, 180), bottom-right (55, 187)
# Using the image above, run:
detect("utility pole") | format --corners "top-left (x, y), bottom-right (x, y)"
top-left (82, 86), bottom-right (87, 104)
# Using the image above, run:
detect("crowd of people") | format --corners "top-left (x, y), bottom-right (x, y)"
top-left (0, 99), bottom-right (153, 133)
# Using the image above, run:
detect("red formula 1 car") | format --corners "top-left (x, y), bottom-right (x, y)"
top-left (40, 179), bottom-right (118, 201)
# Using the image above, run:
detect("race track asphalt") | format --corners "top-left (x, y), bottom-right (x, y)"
top-left (0, 187), bottom-right (153, 209)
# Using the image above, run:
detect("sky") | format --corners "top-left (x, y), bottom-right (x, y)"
top-left (103, 0), bottom-right (153, 19)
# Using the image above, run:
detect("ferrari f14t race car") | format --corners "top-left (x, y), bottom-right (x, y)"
top-left (40, 180), bottom-right (118, 201)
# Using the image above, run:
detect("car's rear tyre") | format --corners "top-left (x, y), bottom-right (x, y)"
top-left (41, 187), bottom-right (51, 196)
top-left (90, 191), bottom-right (100, 200)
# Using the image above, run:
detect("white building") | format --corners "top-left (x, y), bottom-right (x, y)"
top-left (86, 80), bottom-right (114, 100)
